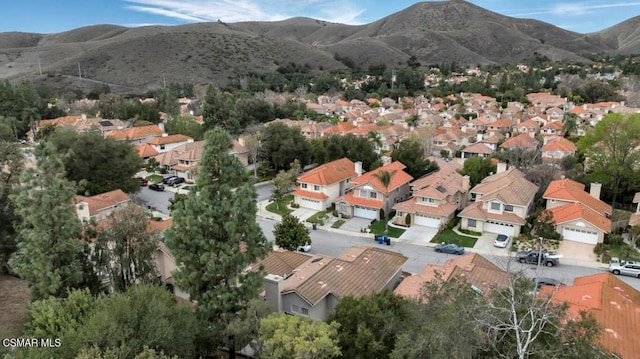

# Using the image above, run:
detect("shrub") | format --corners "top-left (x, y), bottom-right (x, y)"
top-left (405, 215), bottom-right (411, 226)
top-left (459, 228), bottom-right (482, 236)
top-left (594, 243), bottom-right (604, 256)
top-left (291, 203), bottom-right (300, 209)
top-left (604, 234), bottom-right (624, 245)
top-left (332, 210), bottom-right (339, 217)
top-left (446, 217), bottom-right (460, 230)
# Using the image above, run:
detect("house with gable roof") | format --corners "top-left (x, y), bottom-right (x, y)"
top-left (543, 179), bottom-right (612, 244)
top-left (541, 137), bottom-right (577, 163)
top-left (392, 166), bottom-right (470, 229)
top-left (146, 134), bottom-right (194, 153)
top-left (458, 165), bottom-right (538, 236)
top-left (258, 246), bottom-right (408, 321)
top-left (499, 132), bottom-right (539, 152)
top-left (628, 192), bottom-right (640, 227)
top-left (292, 158), bottom-right (359, 211)
top-left (461, 142), bottom-right (494, 159)
top-left (75, 189), bottom-right (131, 223)
top-left (105, 124), bottom-right (165, 145)
top-left (334, 161), bottom-right (413, 220)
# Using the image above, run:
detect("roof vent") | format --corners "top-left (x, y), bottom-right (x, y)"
top-left (582, 295), bottom-right (592, 301)
top-left (312, 257), bottom-right (323, 263)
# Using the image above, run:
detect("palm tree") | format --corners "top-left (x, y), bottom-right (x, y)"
top-left (373, 169), bottom-right (396, 235)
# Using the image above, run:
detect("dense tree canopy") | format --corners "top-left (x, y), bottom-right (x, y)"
top-left (0, 132), bottom-right (23, 273)
top-left (47, 128), bottom-right (143, 195)
top-left (259, 314), bottom-right (341, 359)
top-left (164, 114), bottom-right (204, 141)
top-left (459, 157), bottom-right (496, 186)
top-left (391, 139), bottom-right (438, 179)
top-left (260, 122), bottom-right (310, 172)
top-left (309, 134), bottom-right (378, 171)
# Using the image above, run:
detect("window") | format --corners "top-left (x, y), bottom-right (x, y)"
top-left (314, 185), bottom-right (320, 191)
top-left (490, 202), bottom-right (501, 211)
top-left (504, 205), bottom-right (514, 212)
top-left (340, 203), bottom-right (347, 213)
top-left (301, 307), bottom-right (309, 316)
top-left (160, 144), bottom-right (165, 150)
top-left (360, 190), bottom-right (367, 197)
top-left (291, 305), bottom-right (299, 313)
top-left (369, 192), bottom-right (377, 199)
top-left (468, 219), bottom-right (477, 228)
top-left (301, 183), bottom-right (308, 189)
top-left (421, 197), bottom-right (435, 204)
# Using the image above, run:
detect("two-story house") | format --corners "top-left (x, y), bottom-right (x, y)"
top-left (541, 137), bottom-right (577, 163)
top-left (105, 124), bottom-right (165, 145)
top-left (542, 179), bottom-right (612, 244)
top-left (292, 158), bottom-right (359, 211)
top-left (499, 132), bottom-right (539, 152)
top-left (392, 167), bottom-right (470, 229)
top-left (512, 119), bottom-right (540, 138)
top-left (334, 161), bottom-right (413, 220)
top-left (458, 165), bottom-right (539, 236)
top-left (257, 246), bottom-right (408, 321)
top-left (461, 142), bottom-right (494, 159)
top-left (75, 189), bottom-right (131, 223)
top-left (628, 192), bottom-right (640, 227)
top-left (146, 134), bottom-right (194, 153)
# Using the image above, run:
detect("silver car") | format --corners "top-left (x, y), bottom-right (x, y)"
top-left (608, 260), bottom-right (640, 278)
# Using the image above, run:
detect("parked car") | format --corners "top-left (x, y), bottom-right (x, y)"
top-left (608, 260), bottom-right (640, 278)
top-left (149, 183), bottom-right (165, 192)
top-left (297, 243), bottom-right (312, 252)
top-left (137, 177), bottom-right (148, 186)
top-left (494, 234), bottom-right (510, 248)
top-left (434, 243), bottom-right (465, 255)
top-left (533, 277), bottom-right (564, 289)
top-left (167, 177), bottom-right (185, 186)
top-left (162, 176), bottom-right (178, 184)
top-left (516, 250), bottom-right (561, 267)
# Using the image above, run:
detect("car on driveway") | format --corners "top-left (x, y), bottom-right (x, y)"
top-left (162, 176), bottom-right (178, 184)
top-left (136, 177), bottom-right (148, 186)
top-left (167, 177), bottom-right (185, 186)
top-left (149, 183), bottom-right (165, 192)
top-left (516, 249), bottom-right (561, 267)
top-left (608, 260), bottom-right (640, 278)
top-left (297, 243), bottom-right (312, 252)
top-left (494, 234), bottom-right (510, 248)
top-left (434, 243), bottom-right (465, 255)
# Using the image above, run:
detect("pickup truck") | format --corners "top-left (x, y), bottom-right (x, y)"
top-left (516, 249), bottom-right (561, 267)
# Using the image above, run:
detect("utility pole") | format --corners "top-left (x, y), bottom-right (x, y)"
top-left (163, 73), bottom-right (166, 89)
top-left (391, 68), bottom-right (397, 92)
top-left (38, 60), bottom-right (42, 76)
top-left (77, 62), bottom-right (82, 79)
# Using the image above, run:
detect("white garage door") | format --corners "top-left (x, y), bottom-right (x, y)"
top-left (415, 213), bottom-right (440, 228)
top-left (562, 227), bottom-right (598, 244)
top-left (299, 197), bottom-right (323, 211)
top-left (354, 206), bottom-right (377, 219)
top-left (484, 221), bottom-right (516, 236)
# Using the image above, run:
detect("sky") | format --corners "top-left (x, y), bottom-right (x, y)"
top-left (1, 0), bottom-right (640, 34)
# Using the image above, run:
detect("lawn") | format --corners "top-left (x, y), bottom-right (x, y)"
top-left (332, 220), bottom-right (346, 229)
top-left (146, 174), bottom-right (163, 183)
top-left (307, 211), bottom-right (328, 224)
top-left (369, 220), bottom-right (406, 238)
top-left (431, 229), bottom-right (478, 247)
top-left (266, 195), bottom-right (293, 216)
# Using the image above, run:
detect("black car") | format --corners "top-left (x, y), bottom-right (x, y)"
top-left (149, 183), bottom-right (165, 191)
top-left (162, 176), bottom-right (178, 184)
top-left (533, 277), bottom-right (564, 289)
top-left (434, 243), bottom-right (465, 255)
top-left (167, 177), bottom-right (185, 186)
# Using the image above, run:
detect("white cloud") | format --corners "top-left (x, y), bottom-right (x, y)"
top-left (123, 0), bottom-right (365, 24)
top-left (505, 1), bottom-right (640, 17)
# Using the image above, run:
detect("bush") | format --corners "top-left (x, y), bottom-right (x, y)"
top-left (459, 228), bottom-right (482, 236)
top-left (291, 203), bottom-right (300, 209)
top-left (604, 234), bottom-right (624, 245)
top-left (446, 217), bottom-right (460, 230)
top-left (405, 215), bottom-right (411, 226)
top-left (594, 243), bottom-right (604, 256)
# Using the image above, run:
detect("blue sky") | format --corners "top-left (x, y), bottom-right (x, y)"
top-left (2, 0), bottom-right (640, 34)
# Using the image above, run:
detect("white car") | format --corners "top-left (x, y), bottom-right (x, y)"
top-left (494, 234), bottom-right (510, 248)
top-left (297, 243), bottom-right (311, 252)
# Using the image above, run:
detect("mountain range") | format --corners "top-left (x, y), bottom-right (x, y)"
top-left (1, 0), bottom-right (639, 94)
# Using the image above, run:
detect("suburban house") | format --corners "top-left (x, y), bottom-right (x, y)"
top-left (458, 165), bottom-right (539, 236)
top-left (146, 134), bottom-right (194, 153)
top-left (460, 142), bottom-right (494, 159)
top-left (257, 246), bottom-right (408, 321)
top-left (292, 158), bottom-right (359, 211)
top-left (542, 179), bottom-right (612, 244)
top-left (135, 143), bottom-right (160, 159)
top-left (152, 218), bottom-right (190, 301)
top-left (394, 253), bottom-right (508, 300)
top-left (498, 132), bottom-right (539, 151)
top-left (540, 137), bottom-right (577, 163)
top-left (105, 124), bottom-right (166, 145)
top-left (75, 189), bottom-right (131, 223)
top-left (334, 161), bottom-right (413, 220)
top-left (629, 192), bottom-right (640, 227)
top-left (512, 119), bottom-right (540, 138)
top-left (392, 167), bottom-right (470, 229)
top-left (540, 273), bottom-right (640, 359)
top-left (35, 115), bottom-right (126, 137)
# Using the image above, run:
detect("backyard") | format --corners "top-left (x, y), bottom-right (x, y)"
top-left (431, 229), bottom-right (478, 247)
top-left (266, 194), bottom-right (294, 216)
top-left (369, 221), bottom-right (406, 238)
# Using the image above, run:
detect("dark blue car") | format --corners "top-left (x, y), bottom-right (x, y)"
top-left (434, 243), bottom-right (465, 255)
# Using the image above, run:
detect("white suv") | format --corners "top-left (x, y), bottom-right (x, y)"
top-left (608, 260), bottom-right (640, 278)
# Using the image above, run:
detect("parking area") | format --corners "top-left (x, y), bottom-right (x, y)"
top-left (398, 225), bottom-right (438, 246)
top-left (340, 217), bottom-right (373, 233)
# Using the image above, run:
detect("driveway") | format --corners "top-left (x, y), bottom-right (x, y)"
top-left (291, 208), bottom-right (318, 222)
top-left (557, 240), bottom-right (598, 263)
top-left (472, 232), bottom-right (511, 256)
top-left (398, 225), bottom-right (438, 246)
top-left (340, 217), bottom-right (373, 233)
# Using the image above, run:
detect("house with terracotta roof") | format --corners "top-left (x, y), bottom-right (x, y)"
top-left (334, 161), bottom-right (413, 220)
top-left (75, 189), bottom-right (131, 223)
top-left (543, 179), bottom-right (612, 244)
top-left (146, 134), bottom-right (194, 153)
top-left (258, 246), bottom-right (407, 320)
top-left (499, 132), bottom-right (539, 151)
top-left (105, 124), bottom-right (165, 145)
top-left (512, 119), bottom-right (540, 138)
top-left (134, 143), bottom-right (160, 159)
top-left (395, 253), bottom-right (508, 300)
top-left (292, 158), bottom-right (359, 211)
top-left (461, 142), bottom-right (494, 159)
top-left (540, 121), bottom-right (563, 137)
top-left (541, 137), bottom-right (577, 163)
top-left (392, 167), bottom-right (470, 229)
top-left (459, 165), bottom-right (538, 236)
top-left (628, 193), bottom-right (640, 227)
top-left (486, 119), bottom-right (513, 137)
top-left (539, 273), bottom-right (640, 359)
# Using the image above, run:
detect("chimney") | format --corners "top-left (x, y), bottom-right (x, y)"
top-left (158, 122), bottom-right (165, 133)
top-left (355, 161), bottom-right (363, 177)
top-left (476, 133), bottom-right (483, 142)
top-left (496, 162), bottom-right (508, 174)
top-left (263, 274), bottom-right (282, 313)
top-left (590, 182), bottom-right (602, 200)
top-left (462, 175), bottom-right (470, 193)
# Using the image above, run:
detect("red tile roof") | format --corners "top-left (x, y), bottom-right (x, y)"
top-left (336, 192), bottom-right (383, 209)
top-left (543, 179), bottom-right (612, 215)
top-left (106, 125), bottom-right (164, 141)
top-left (499, 133), bottom-right (539, 150)
top-left (76, 189), bottom-right (130, 216)
top-left (541, 137), bottom-right (577, 153)
top-left (547, 203), bottom-right (611, 233)
top-left (462, 142), bottom-right (494, 155)
top-left (291, 187), bottom-right (329, 200)
top-left (146, 134), bottom-right (192, 145)
top-left (350, 161), bottom-right (413, 194)
top-left (297, 158), bottom-right (357, 186)
top-left (135, 143), bottom-right (159, 158)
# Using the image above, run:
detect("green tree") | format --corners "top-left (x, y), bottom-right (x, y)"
top-left (164, 127), bottom-right (271, 357)
top-left (202, 85), bottom-right (240, 134)
top-left (260, 122), bottom-right (310, 172)
top-left (260, 314), bottom-right (341, 359)
top-left (391, 139), bottom-right (438, 179)
top-left (225, 298), bottom-right (273, 356)
top-left (330, 291), bottom-right (414, 359)
top-left (47, 128), bottom-right (143, 195)
top-left (270, 163), bottom-right (298, 209)
top-left (578, 113), bottom-right (640, 208)
top-left (168, 192), bottom-right (188, 213)
top-left (459, 157), bottom-right (496, 186)
top-left (9, 142), bottom-right (87, 299)
top-left (0, 137), bottom-right (23, 273)
top-left (164, 115), bottom-right (204, 141)
top-left (92, 205), bottom-right (159, 292)
top-left (23, 288), bottom-right (97, 339)
top-left (373, 170), bottom-right (396, 235)
top-left (273, 214), bottom-right (311, 251)
top-left (76, 346), bottom-right (178, 359)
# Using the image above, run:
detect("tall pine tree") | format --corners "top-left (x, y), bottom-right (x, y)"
top-left (9, 142), bottom-right (87, 299)
top-left (164, 127), bottom-right (271, 357)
